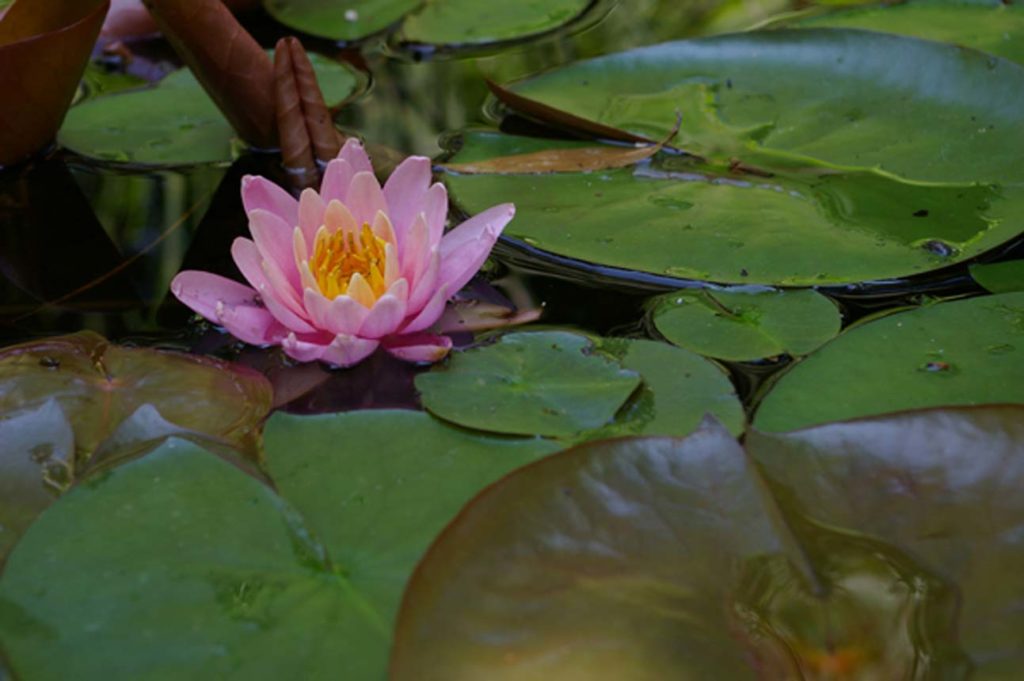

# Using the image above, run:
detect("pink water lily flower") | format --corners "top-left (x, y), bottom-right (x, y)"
top-left (171, 139), bottom-right (514, 366)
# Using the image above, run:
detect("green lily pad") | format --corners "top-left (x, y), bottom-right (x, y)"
top-left (264, 0), bottom-right (591, 46)
top-left (416, 331), bottom-right (641, 438)
top-left (399, 0), bottom-right (591, 46)
top-left (793, 0), bottom-right (1024, 66)
top-left (58, 53), bottom-right (359, 165)
top-left (0, 412), bottom-right (559, 679)
top-left (651, 288), bottom-right (842, 361)
top-left (597, 337), bottom-right (745, 438)
top-left (502, 29), bottom-right (1024, 185)
top-left (263, 0), bottom-right (418, 42)
top-left (394, 406), bottom-right (1024, 679)
top-left (444, 130), bottom-right (1024, 286)
top-left (754, 292), bottom-right (1024, 432)
top-left (970, 260), bottom-right (1024, 294)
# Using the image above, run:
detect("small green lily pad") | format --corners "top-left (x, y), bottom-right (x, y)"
top-left (969, 260), bottom-right (1024, 294)
top-left (416, 331), bottom-right (641, 438)
top-left (399, 0), bottom-right (591, 46)
top-left (59, 53), bottom-right (359, 165)
top-left (594, 337), bottom-right (745, 437)
top-left (754, 292), bottom-right (1024, 431)
top-left (651, 288), bottom-right (842, 361)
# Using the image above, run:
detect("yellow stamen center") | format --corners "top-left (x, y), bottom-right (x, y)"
top-left (312, 224), bottom-right (389, 300)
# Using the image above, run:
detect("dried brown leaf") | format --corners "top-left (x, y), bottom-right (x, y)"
top-left (287, 36), bottom-right (342, 162)
top-left (274, 38), bottom-right (316, 178)
top-left (142, 0), bottom-right (276, 147)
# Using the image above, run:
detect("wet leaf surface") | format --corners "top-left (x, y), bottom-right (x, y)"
top-left (392, 406), bottom-right (1023, 679)
top-left (416, 331), bottom-right (641, 438)
top-left (443, 131), bottom-right (1023, 286)
top-left (651, 288), bottom-right (842, 361)
top-left (58, 53), bottom-right (359, 166)
top-left (754, 292), bottom-right (1024, 431)
top-left (0, 411), bottom-right (559, 679)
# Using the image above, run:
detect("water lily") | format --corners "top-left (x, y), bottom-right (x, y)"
top-left (171, 139), bottom-right (514, 366)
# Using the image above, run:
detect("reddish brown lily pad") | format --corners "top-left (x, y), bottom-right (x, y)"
top-left (392, 406), bottom-right (1024, 679)
top-left (0, 0), bottom-right (108, 166)
top-left (0, 331), bottom-right (272, 562)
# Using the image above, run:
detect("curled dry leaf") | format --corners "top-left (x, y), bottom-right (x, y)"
top-left (0, 0), bottom-right (108, 167)
top-left (141, 0), bottom-right (275, 148)
top-left (274, 36), bottom-right (344, 182)
top-left (442, 116), bottom-right (682, 175)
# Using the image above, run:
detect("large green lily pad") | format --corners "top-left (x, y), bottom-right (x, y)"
top-left (651, 288), bottom-right (842, 361)
top-left (392, 406), bottom-right (1024, 679)
top-left (443, 130), bottom-right (1024, 286)
top-left (502, 29), bottom-right (1024, 185)
top-left (58, 53), bottom-right (359, 165)
top-left (0, 411), bottom-right (559, 680)
top-left (416, 331), bottom-right (641, 438)
top-left (793, 0), bottom-right (1024, 66)
top-left (399, 0), bottom-right (591, 46)
top-left (754, 291), bottom-right (1024, 431)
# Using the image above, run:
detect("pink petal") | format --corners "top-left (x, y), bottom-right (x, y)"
top-left (339, 138), bottom-right (373, 175)
top-left (298, 188), bottom-right (326, 247)
top-left (401, 213), bottom-right (431, 282)
top-left (249, 209), bottom-right (302, 293)
top-left (303, 288), bottom-right (368, 336)
top-left (320, 158), bottom-right (355, 205)
top-left (282, 333), bottom-right (329, 363)
top-left (171, 271), bottom-right (282, 345)
top-left (382, 333), bottom-right (452, 364)
top-left (218, 302), bottom-right (287, 346)
top-left (319, 334), bottom-right (380, 368)
top-left (438, 203), bottom-right (514, 295)
top-left (360, 292), bottom-right (407, 339)
top-left (242, 176), bottom-right (298, 227)
top-left (232, 237), bottom-right (305, 317)
top-left (401, 284), bottom-right (448, 334)
top-left (383, 156), bottom-right (431, 242)
top-left (232, 239), bottom-right (316, 334)
top-left (407, 248), bottom-right (440, 316)
top-left (345, 171), bottom-right (387, 227)
top-left (423, 182), bottom-right (448, 245)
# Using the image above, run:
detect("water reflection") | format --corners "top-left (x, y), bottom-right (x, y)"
top-left (733, 523), bottom-right (972, 679)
